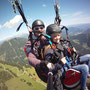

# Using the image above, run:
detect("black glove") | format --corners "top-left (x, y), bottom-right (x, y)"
top-left (40, 61), bottom-right (56, 71)
top-left (35, 61), bottom-right (48, 72)
top-left (48, 63), bottom-right (63, 75)
top-left (40, 61), bottom-right (49, 71)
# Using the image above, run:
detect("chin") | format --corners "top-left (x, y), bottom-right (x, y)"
top-left (54, 41), bottom-right (59, 44)
top-left (35, 34), bottom-right (40, 37)
top-left (56, 40), bottom-right (60, 43)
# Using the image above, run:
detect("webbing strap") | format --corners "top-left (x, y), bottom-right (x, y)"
top-left (41, 45), bottom-right (51, 60)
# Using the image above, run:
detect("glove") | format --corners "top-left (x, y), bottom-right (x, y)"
top-left (40, 61), bottom-right (49, 70)
top-left (60, 57), bottom-right (67, 65)
top-left (35, 61), bottom-right (49, 74)
top-left (47, 62), bottom-right (55, 71)
top-left (52, 63), bottom-right (62, 74)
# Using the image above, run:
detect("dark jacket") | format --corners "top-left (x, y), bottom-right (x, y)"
top-left (44, 38), bottom-right (75, 71)
top-left (26, 35), bottom-right (48, 67)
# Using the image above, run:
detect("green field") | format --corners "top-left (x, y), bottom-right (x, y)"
top-left (0, 63), bottom-right (46, 90)
top-left (0, 62), bottom-right (90, 90)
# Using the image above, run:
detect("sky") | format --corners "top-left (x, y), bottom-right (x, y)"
top-left (0, 0), bottom-right (90, 42)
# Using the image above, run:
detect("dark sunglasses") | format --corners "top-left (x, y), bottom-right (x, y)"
top-left (33, 26), bottom-right (44, 30)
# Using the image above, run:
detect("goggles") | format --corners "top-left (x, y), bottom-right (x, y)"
top-left (33, 26), bottom-right (44, 31)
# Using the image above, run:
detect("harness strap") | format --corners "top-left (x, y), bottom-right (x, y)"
top-left (41, 45), bottom-right (51, 60)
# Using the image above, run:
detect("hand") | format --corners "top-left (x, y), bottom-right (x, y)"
top-left (61, 57), bottom-right (67, 64)
top-left (72, 47), bottom-right (77, 53)
top-left (38, 61), bottom-right (49, 72)
top-left (40, 61), bottom-right (48, 68)
top-left (47, 63), bottom-right (55, 70)
top-left (40, 61), bottom-right (55, 72)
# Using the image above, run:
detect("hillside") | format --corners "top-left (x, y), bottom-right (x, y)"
top-left (0, 38), bottom-right (47, 90)
top-left (0, 61), bottom-right (90, 90)
top-left (0, 62), bottom-right (46, 90)
top-left (0, 38), bottom-right (29, 66)
top-left (66, 23), bottom-right (90, 36)
top-left (70, 33), bottom-right (90, 55)
top-left (83, 28), bottom-right (90, 34)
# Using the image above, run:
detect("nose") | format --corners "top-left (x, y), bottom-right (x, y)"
top-left (39, 29), bottom-right (43, 32)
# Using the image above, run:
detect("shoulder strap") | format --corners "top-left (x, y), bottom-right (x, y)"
top-left (41, 45), bottom-right (51, 60)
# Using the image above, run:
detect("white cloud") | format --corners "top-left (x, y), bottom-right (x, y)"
top-left (15, 32), bottom-right (28, 37)
top-left (0, 34), bottom-right (15, 42)
top-left (62, 11), bottom-right (83, 18)
top-left (61, 11), bottom-right (90, 25)
top-left (0, 31), bottom-right (28, 42)
top-left (62, 14), bottom-right (69, 17)
top-left (61, 16), bottom-right (90, 26)
top-left (72, 11), bottom-right (83, 17)
top-left (42, 4), bottom-right (46, 8)
top-left (0, 15), bottom-right (22, 29)
top-left (0, 25), bottom-right (2, 29)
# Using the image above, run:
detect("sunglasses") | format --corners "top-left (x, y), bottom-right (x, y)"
top-left (33, 26), bottom-right (44, 30)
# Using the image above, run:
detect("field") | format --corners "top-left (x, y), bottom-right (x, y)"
top-left (0, 62), bottom-right (90, 90)
top-left (0, 63), bottom-right (46, 90)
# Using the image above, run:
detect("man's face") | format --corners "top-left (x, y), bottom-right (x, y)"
top-left (33, 26), bottom-right (44, 37)
top-left (51, 32), bottom-right (61, 44)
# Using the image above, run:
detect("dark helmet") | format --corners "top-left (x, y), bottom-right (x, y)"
top-left (32, 19), bottom-right (45, 29)
top-left (46, 24), bottom-right (61, 36)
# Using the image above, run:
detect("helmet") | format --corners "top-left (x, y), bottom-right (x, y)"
top-left (32, 19), bottom-right (45, 29)
top-left (46, 24), bottom-right (61, 36)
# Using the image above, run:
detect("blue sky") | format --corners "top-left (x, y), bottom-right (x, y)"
top-left (0, 0), bottom-right (90, 41)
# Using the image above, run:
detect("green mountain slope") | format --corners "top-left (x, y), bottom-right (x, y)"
top-left (0, 62), bottom-right (46, 90)
top-left (70, 33), bottom-right (90, 55)
top-left (0, 38), bottom-right (46, 90)
top-left (0, 38), bottom-right (29, 66)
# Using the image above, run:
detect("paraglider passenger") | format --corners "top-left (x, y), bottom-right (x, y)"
top-left (44, 24), bottom-right (89, 90)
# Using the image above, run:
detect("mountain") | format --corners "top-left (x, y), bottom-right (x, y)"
top-left (0, 41), bottom-right (4, 45)
top-left (0, 38), bottom-right (46, 90)
top-left (67, 23), bottom-right (90, 36)
top-left (0, 38), bottom-right (29, 66)
top-left (18, 33), bottom-right (28, 38)
top-left (0, 33), bottom-right (90, 63)
top-left (68, 27), bottom-right (84, 35)
top-left (68, 23), bottom-right (90, 29)
top-left (0, 37), bottom-right (47, 90)
top-left (83, 28), bottom-right (90, 34)
top-left (70, 33), bottom-right (90, 55)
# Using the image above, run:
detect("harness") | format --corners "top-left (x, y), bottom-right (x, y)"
top-left (40, 38), bottom-right (78, 66)
top-left (60, 39), bottom-right (79, 65)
